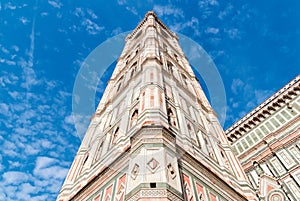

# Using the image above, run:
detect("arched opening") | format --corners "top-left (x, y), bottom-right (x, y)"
top-left (112, 127), bottom-right (119, 144)
top-left (116, 76), bottom-right (124, 92)
top-left (174, 54), bottom-right (178, 62)
top-left (130, 69), bottom-right (134, 78)
top-left (181, 73), bottom-right (188, 86)
top-left (130, 109), bottom-right (138, 128)
top-left (167, 108), bottom-right (177, 128)
top-left (130, 62), bottom-right (137, 79)
top-left (95, 140), bottom-right (104, 162)
top-left (167, 61), bottom-right (173, 74)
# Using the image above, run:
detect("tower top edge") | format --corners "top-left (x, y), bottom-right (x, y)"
top-left (125, 10), bottom-right (178, 41)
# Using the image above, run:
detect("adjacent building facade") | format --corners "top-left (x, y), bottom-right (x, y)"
top-left (57, 12), bottom-right (256, 201)
top-left (226, 75), bottom-right (300, 201)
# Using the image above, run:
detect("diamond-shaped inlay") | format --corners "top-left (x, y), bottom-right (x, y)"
top-left (147, 158), bottom-right (159, 171)
top-left (131, 164), bottom-right (139, 180)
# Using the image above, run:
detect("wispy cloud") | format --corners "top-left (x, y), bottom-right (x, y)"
top-left (111, 27), bottom-right (123, 35)
top-left (19, 16), bottom-right (30, 25)
top-left (227, 78), bottom-right (275, 126)
top-left (205, 27), bottom-right (219, 34)
top-left (218, 3), bottom-right (233, 20)
top-left (81, 18), bottom-right (104, 35)
top-left (48, 0), bottom-right (63, 9)
top-left (4, 2), bottom-right (16, 10)
top-left (224, 28), bottom-right (241, 39)
top-left (170, 17), bottom-right (200, 36)
top-left (231, 78), bottom-right (244, 95)
top-left (126, 6), bottom-right (138, 15)
top-left (117, 0), bottom-right (127, 6)
top-left (0, 32), bottom-right (80, 198)
top-left (198, 0), bottom-right (219, 19)
top-left (73, 7), bottom-right (104, 35)
top-left (198, 0), bottom-right (219, 8)
top-left (153, 5), bottom-right (184, 19)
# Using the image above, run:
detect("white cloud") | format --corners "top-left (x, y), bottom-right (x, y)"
top-left (254, 89), bottom-right (273, 104)
top-left (0, 43), bottom-right (80, 199)
top-left (81, 18), bottom-right (104, 35)
top-left (231, 78), bottom-right (244, 94)
top-left (74, 7), bottom-right (84, 17)
top-left (25, 144), bottom-right (40, 155)
top-left (198, 0), bottom-right (219, 19)
top-left (64, 114), bottom-right (74, 125)
top-left (8, 161), bottom-right (22, 168)
top-left (19, 16), bottom-right (29, 25)
top-left (39, 139), bottom-right (55, 149)
top-left (34, 157), bottom-right (69, 180)
top-left (232, 102), bottom-right (239, 108)
top-left (199, 0), bottom-right (219, 8)
top-left (12, 45), bottom-right (19, 52)
top-left (21, 67), bottom-right (40, 89)
top-left (35, 156), bottom-right (58, 170)
top-left (0, 103), bottom-right (9, 116)
top-left (111, 27), bottom-right (123, 35)
top-left (224, 28), bottom-right (240, 39)
top-left (117, 0), bottom-right (127, 5)
top-left (40, 12), bottom-right (49, 17)
top-left (48, 0), bottom-right (63, 9)
top-left (2, 171), bottom-right (30, 185)
top-left (18, 183), bottom-right (36, 197)
top-left (5, 2), bottom-right (16, 10)
top-left (126, 6), bottom-right (138, 15)
top-left (170, 17), bottom-right (200, 36)
top-left (218, 3), bottom-right (233, 19)
top-left (73, 8), bottom-right (104, 35)
top-left (5, 60), bottom-right (16, 65)
top-left (205, 27), bottom-right (219, 34)
top-left (153, 5), bottom-right (184, 18)
top-left (68, 114), bottom-right (90, 139)
top-left (87, 8), bottom-right (98, 19)
top-left (1, 46), bottom-right (9, 54)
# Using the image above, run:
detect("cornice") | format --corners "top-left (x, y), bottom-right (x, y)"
top-left (226, 75), bottom-right (300, 142)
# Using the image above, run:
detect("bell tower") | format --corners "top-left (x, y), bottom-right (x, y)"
top-left (57, 11), bottom-right (257, 201)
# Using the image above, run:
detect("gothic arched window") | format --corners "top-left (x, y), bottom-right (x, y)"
top-left (95, 140), bottom-right (104, 162)
top-left (130, 109), bottom-right (138, 128)
top-left (174, 54), bottom-right (178, 62)
top-left (181, 73), bottom-right (188, 86)
top-left (167, 61), bottom-right (173, 74)
top-left (130, 69), bottom-right (134, 79)
top-left (167, 108), bottom-right (177, 128)
top-left (112, 127), bottom-right (119, 144)
top-left (116, 76), bottom-right (124, 92)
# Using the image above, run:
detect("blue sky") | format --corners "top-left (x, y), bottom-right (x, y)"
top-left (0, 0), bottom-right (299, 200)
